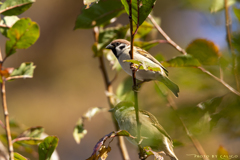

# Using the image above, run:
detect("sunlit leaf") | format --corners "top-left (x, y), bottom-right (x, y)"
top-left (163, 55), bottom-right (201, 67)
top-left (14, 138), bottom-right (43, 145)
top-left (9, 62), bottom-right (36, 79)
top-left (0, 0), bottom-right (35, 16)
top-left (38, 136), bottom-right (59, 160)
top-left (217, 145), bottom-right (229, 160)
top-left (121, 0), bottom-right (157, 26)
top-left (18, 126), bottom-right (44, 138)
top-left (75, 0), bottom-right (124, 29)
top-left (0, 16), bottom-right (19, 37)
top-left (210, 0), bottom-right (236, 13)
top-left (98, 146), bottom-right (111, 160)
top-left (73, 119), bottom-right (87, 144)
top-left (186, 39), bottom-right (221, 65)
top-left (73, 107), bottom-right (106, 144)
top-left (124, 59), bottom-right (161, 71)
top-left (84, 0), bottom-right (99, 9)
top-left (135, 21), bottom-right (154, 39)
top-left (6, 18), bottom-right (40, 57)
top-left (14, 152), bottom-right (28, 160)
top-left (143, 146), bottom-right (164, 160)
top-left (233, 7), bottom-right (240, 22)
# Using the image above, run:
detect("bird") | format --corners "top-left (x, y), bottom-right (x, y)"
top-left (105, 39), bottom-right (179, 97)
top-left (109, 101), bottom-right (179, 160)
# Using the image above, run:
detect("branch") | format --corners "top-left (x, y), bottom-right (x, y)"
top-left (0, 24), bottom-right (9, 28)
top-left (148, 14), bottom-right (187, 55)
top-left (198, 67), bottom-right (240, 96)
top-left (167, 95), bottom-right (209, 160)
top-left (93, 27), bottom-right (130, 160)
top-left (224, 0), bottom-right (239, 91)
top-left (148, 14), bottom-right (240, 96)
top-left (1, 78), bottom-right (14, 160)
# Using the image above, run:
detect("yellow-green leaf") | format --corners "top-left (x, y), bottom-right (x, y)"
top-left (186, 39), bottom-right (221, 65)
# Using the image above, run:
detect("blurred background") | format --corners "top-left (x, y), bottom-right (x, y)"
top-left (0, 0), bottom-right (240, 159)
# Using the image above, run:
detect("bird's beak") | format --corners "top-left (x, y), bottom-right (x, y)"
top-left (106, 44), bottom-right (114, 49)
top-left (108, 108), bottom-right (115, 112)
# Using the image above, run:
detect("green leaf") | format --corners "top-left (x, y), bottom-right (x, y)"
top-left (73, 119), bottom-right (87, 144)
top-left (135, 21), bottom-right (154, 39)
top-left (210, 0), bottom-right (236, 13)
top-left (186, 39), bottom-right (221, 65)
top-left (18, 126), bottom-right (44, 138)
top-left (163, 55), bottom-right (201, 67)
top-left (233, 7), bottom-right (240, 22)
top-left (74, 0), bottom-right (125, 29)
top-left (197, 96), bottom-right (224, 114)
top-left (10, 62), bottom-right (36, 78)
top-left (121, 0), bottom-right (157, 26)
top-left (124, 59), bottom-right (161, 71)
top-left (116, 130), bottom-right (131, 136)
top-left (14, 152), bottom-right (28, 160)
top-left (15, 138), bottom-right (43, 145)
top-left (0, 16), bottom-right (19, 37)
top-left (154, 81), bottom-right (168, 97)
top-left (116, 77), bottom-right (134, 101)
top-left (38, 136), bottom-right (59, 160)
top-left (143, 146), bottom-right (164, 159)
top-left (232, 33), bottom-right (240, 53)
top-left (6, 18), bottom-right (40, 57)
top-left (0, 0), bottom-right (35, 16)
top-left (134, 41), bottom-right (159, 51)
top-left (98, 25), bottom-right (128, 52)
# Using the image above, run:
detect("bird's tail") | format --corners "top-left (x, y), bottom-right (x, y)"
top-left (157, 75), bottom-right (179, 97)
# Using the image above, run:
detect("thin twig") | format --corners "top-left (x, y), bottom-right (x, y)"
top-left (224, 0), bottom-right (239, 91)
top-left (148, 14), bottom-right (187, 55)
top-left (0, 24), bottom-right (9, 28)
top-left (198, 67), bottom-right (240, 96)
top-left (1, 78), bottom-right (14, 160)
top-left (93, 27), bottom-right (130, 160)
top-left (167, 95), bottom-right (209, 160)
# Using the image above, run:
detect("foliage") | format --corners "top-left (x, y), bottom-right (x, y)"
top-left (0, 0), bottom-right (59, 160)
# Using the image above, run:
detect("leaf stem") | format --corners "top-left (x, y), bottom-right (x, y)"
top-left (148, 14), bottom-right (187, 55)
top-left (224, 0), bottom-right (239, 91)
top-left (93, 27), bottom-right (130, 160)
top-left (167, 95), bottom-right (209, 160)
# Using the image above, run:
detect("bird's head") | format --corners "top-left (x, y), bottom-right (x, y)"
top-left (105, 39), bottom-right (130, 58)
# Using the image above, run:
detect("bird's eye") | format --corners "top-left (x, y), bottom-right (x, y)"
top-left (119, 45), bottom-right (125, 50)
top-left (115, 42), bottom-right (120, 46)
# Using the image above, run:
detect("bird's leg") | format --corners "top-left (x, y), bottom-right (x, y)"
top-left (138, 145), bottom-right (147, 160)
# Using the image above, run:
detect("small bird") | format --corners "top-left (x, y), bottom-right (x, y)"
top-left (109, 101), bottom-right (179, 160)
top-left (106, 39), bottom-right (179, 97)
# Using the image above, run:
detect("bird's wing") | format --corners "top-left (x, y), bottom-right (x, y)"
top-left (135, 47), bottom-right (168, 75)
top-left (140, 109), bottom-right (173, 142)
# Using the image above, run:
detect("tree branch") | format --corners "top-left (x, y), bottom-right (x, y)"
top-left (198, 67), bottom-right (240, 96)
top-left (148, 14), bottom-right (187, 55)
top-left (224, 0), bottom-right (239, 91)
top-left (1, 78), bottom-right (14, 160)
top-left (93, 27), bottom-right (130, 160)
top-left (167, 95), bottom-right (209, 160)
